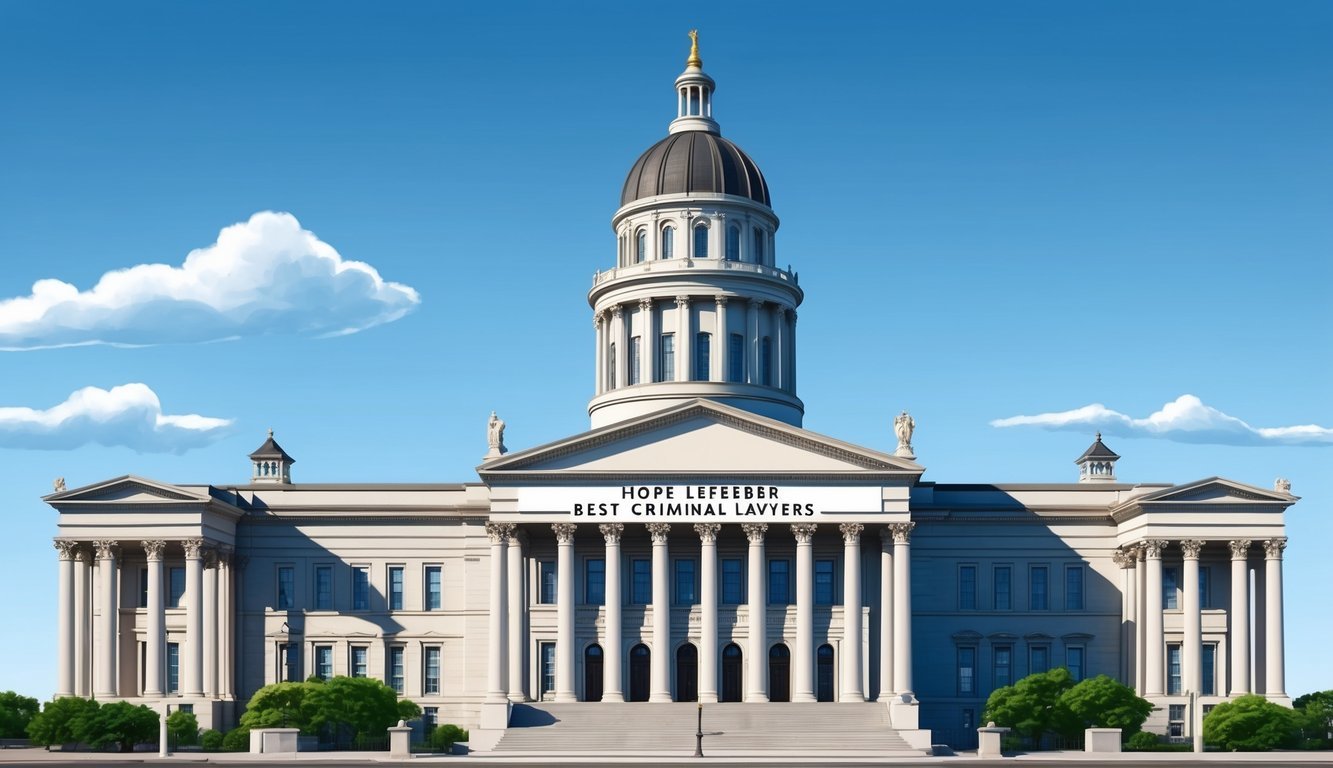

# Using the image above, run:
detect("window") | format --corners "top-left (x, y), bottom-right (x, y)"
top-left (388, 566), bottom-right (403, 611)
top-left (760, 337), bottom-right (772, 386)
top-left (388, 647), bottom-right (405, 694)
top-left (618, 234), bottom-right (625, 265)
top-left (1030, 565), bottom-right (1049, 611)
top-left (674, 559), bottom-right (697, 604)
top-left (725, 225), bottom-right (740, 261)
top-left (753, 228), bottom-right (765, 265)
top-left (169, 566), bottom-right (185, 608)
top-left (661, 226), bottom-right (674, 259)
top-left (423, 707), bottom-right (438, 732)
top-left (994, 565), bottom-right (1012, 610)
top-left (139, 568), bottom-right (149, 608)
top-left (425, 565), bottom-right (442, 610)
top-left (585, 558), bottom-right (605, 604)
top-left (1164, 567), bottom-right (1179, 609)
top-left (658, 334), bottom-right (675, 382)
top-left (539, 642), bottom-right (556, 699)
top-left (763, 559), bottom-right (787, 605)
top-left (631, 559), bottom-right (651, 604)
top-left (1167, 643), bottom-right (1182, 695)
top-left (814, 559), bottom-right (836, 605)
top-left (1029, 644), bottom-right (1050, 674)
top-left (728, 333), bottom-right (744, 382)
top-left (167, 642), bottom-right (180, 693)
top-left (1168, 704), bottom-right (1185, 738)
top-left (1067, 646), bottom-right (1085, 682)
top-left (315, 645), bottom-right (333, 680)
top-left (1202, 643), bottom-right (1216, 696)
top-left (424, 647), bottom-right (441, 694)
top-left (281, 643), bottom-right (300, 682)
top-left (958, 646), bottom-right (977, 696)
top-left (1065, 565), bottom-right (1084, 611)
top-left (1199, 566), bottom-right (1212, 609)
top-left (994, 645), bottom-right (1013, 688)
top-left (629, 336), bottom-right (642, 385)
top-left (351, 646), bottom-right (368, 678)
top-left (315, 565), bottom-right (333, 610)
top-left (721, 558), bottom-right (744, 604)
top-left (540, 560), bottom-right (557, 604)
top-left (277, 566), bottom-right (294, 610)
top-left (635, 229), bottom-right (646, 263)
top-left (352, 566), bottom-right (370, 610)
top-left (693, 224), bottom-right (709, 258)
top-left (959, 565), bottom-right (977, 610)
top-left (693, 333), bottom-right (711, 380)
top-left (608, 343), bottom-right (616, 389)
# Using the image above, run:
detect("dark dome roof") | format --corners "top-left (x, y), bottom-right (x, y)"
top-left (621, 131), bottom-right (770, 207)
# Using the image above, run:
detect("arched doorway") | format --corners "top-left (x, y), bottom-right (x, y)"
top-left (769, 644), bottom-right (791, 702)
top-left (816, 644), bottom-right (835, 702)
top-left (721, 643), bottom-right (743, 702)
top-left (629, 644), bottom-right (650, 702)
top-left (676, 644), bottom-right (698, 702)
top-left (584, 644), bottom-right (603, 702)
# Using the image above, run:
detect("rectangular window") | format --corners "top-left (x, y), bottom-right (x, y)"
top-left (674, 559), bottom-right (697, 604)
top-left (169, 566), bottom-right (186, 608)
top-left (1164, 567), bottom-right (1179, 610)
top-left (994, 565), bottom-right (1012, 610)
top-left (629, 336), bottom-right (642, 385)
top-left (631, 558), bottom-right (652, 604)
top-left (585, 558), bottom-right (605, 605)
top-left (423, 707), bottom-right (438, 732)
top-left (1199, 566), bottom-right (1212, 609)
top-left (814, 559), bottom-right (836, 605)
top-left (539, 560), bottom-right (557, 605)
top-left (388, 566), bottom-right (404, 611)
top-left (768, 559), bottom-right (790, 605)
top-left (608, 343), bottom-right (616, 389)
top-left (315, 645), bottom-right (333, 680)
top-left (1067, 646), bottom-right (1085, 682)
top-left (958, 564), bottom-right (977, 610)
top-left (760, 337), bottom-right (773, 386)
top-left (1168, 704), bottom-right (1185, 738)
top-left (166, 642), bottom-right (180, 693)
top-left (139, 568), bottom-right (149, 608)
top-left (753, 228), bottom-right (766, 265)
top-left (693, 333), bottom-right (711, 381)
top-left (1167, 643), bottom-right (1182, 695)
top-left (658, 334), bottom-right (675, 382)
top-left (994, 645), bottom-right (1013, 688)
top-left (315, 565), bottom-right (333, 610)
top-left (277, 566), bottom-right (294, 610)
top-left (1029, 645), bottom-right (1049, 674)
top-left (352, 566), bottom-right (370, 610)
top-left (727, 333), bottom-right (744, 382)
top-left (958, 646), bottom-right (977, 696)
top-left (424, 647), bottom-right (441, 694)
top-left (1030, 565), bottom-right (1049, 611)
top-left (1065, 565), bottom-right (1084, 611)
top-left (351, 646), bottom-right (368, 678)
top-left (388, 647), bottom-right (405, 694)
top-left (425, 565), bottom-right (442, 610)
top-left (540, 642), bottom-right (556, 699)
top-left (721, 557), bottom-right (745, 604)
top-left (1202, 643), bottom-right (1216, 696)
top-left (281, 643), bottom-right (300, 682)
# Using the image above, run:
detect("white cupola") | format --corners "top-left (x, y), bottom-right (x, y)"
top-left (669, 30), bottom-right (720, 135)
top-left (249, 429), bottom-right (294, 484)
top-left (1075, 433), bottom-right (1119, 483)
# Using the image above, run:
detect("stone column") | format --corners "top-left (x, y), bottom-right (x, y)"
top-left (1136, 546), bottom-right (1148, 694)
top-left (508, 531), bottom-right (526, 702)
top-left (74, 548), bottom-right (92, 697)
top-left (743, 522), bottom-right (769, 702)
top-left (696, 523), bottom-right (721, 703)
top-left (1143, 539), bottom-right (1167, 696)
top-left (788, 310), bottom-right (797, 392)
top-left (839, 524), bottom-right (865, 702)
top-left (747, 299), bottom-right (761, 382)
top-left (1263, 538), bottom-right (1287, 697)
top-left (647, 523), bottom-right (673, 702)
top-left (93, 541), bottom-right (120, 698)
top-left (1113, 548), bottom-right (1137, 690)
top-left (594, 312), bottom-right (605, 396)
top-left (675, 296), bottom-right (691, 382)
top-left (553, 524), bottom-right (577, 702)
top-left (184, 538), bottom-right (205, 697)
top-left (55, 540), bottom-right (77, 697)
top-left (1228, 540), bottom-right (1251, 696)
top-left (878, 528), bottom-right (895, 700)
top-left (218, 549), bottom-right (234, 699)
top-left (890, 522), bottom-right (914, 695)
top-left (792, 524), bottom-right (817, 702)
top-left (600, 524), bottom-right (625, 702)
top-left (203, 550), bottom-right (218, 697)
top-left (712, 296), bottom-right (727, 381)
top-left (484, 523), bottom-right (513, 703)
top-left (611, 305), bottom-right (626, 389)
top-left (142, 539), bottom-right (166, 696)
top-left (1180, 540), bottom-right (1203, 695)
top-left (772, 305), bottom-right (787, 391)
top-left (641, 298), bottom-right (656, 384)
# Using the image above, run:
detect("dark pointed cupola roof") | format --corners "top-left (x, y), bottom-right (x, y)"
top-left (249, 429), bottom-right (294, 464)
top-left (1075, 432), bottom-right (1119, 463)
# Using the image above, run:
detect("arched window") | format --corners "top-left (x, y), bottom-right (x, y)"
top-left (726, 225), bottom-right (740, 261)
top-left (753, 228), bottom-right (766, 265)
top-left (618, 234), bottom-right (626, 266)
top-left (661, 226), bottom-right (674, 259)
top-left (693, 332), bottom-right (711, 381)
top-left (694, 224), bottom-right (709, 259)
top-left (635, 229), bottom-right (647, 264)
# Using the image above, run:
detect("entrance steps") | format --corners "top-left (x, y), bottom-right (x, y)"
top-left (490, 702), bottom-right (929, 757)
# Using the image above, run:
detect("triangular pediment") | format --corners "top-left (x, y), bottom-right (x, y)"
top-left (480, 400), bottom-right (921, 481)
top-left (1121, 477), bottom-right (1296, 507)
top-left (45, 475), bottom-right (209, 505)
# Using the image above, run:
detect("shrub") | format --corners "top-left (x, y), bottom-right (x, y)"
top-left (166, 709), bottom-right (199, 746)
top-left (73, 701), bottom-right (158, 752)
top-left (1203, 694), bottom-right (1299, 751)
top-left (1058, 675), bottom-right (1154, 737)
top-left (221, 727), bottom-right (250, 752)
top-left (983, 668), bottom-right (1077, 744)
top-left (1294, 690), bottom-right (1333, 749)
top-left (429, 723), bottom-right (468, 751)
top-left (1124, 730), bottom-right (1160, 751)
top-left (26, 696), bottom-right (100, 747)
top-left (0, 691), bottom-right (40, 739)
top-left (199, 729), bottom-right (224, 752)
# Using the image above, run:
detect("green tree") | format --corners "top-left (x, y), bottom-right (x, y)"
top-left (983, 667), bottom-right (1077, 744)
top-left (303, 676), bottom-right (417, 745)
top-left (220, 727), bottom-right (250, 752)
top-left (199, 729), bottom-right (224, 752)
top-left (0, 691), bottom-right (40, 739)
top-left (239, 681), bottom-right (309, 732)
top-left (1293, 691), bottom-right (1333, 749)
top-left (72, 701), bottom-right (158, 752)
top-left (1203, 694), bottom-right (1299, 751)
top-left (166, 709), bottom-right (199, 746)
top-left (429, 724), bottom-right (467, 752)
top-left (1058, 675), bottom-right (1154, 738)
top-left (25, 696), bottom-right (99, 747)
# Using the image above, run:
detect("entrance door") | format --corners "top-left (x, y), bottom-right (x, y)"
top-left (676, 644), bottom-right (698, 702)
top-left (721, 643), bottom-right (743, 702)
top-left (539, 642), bottom-right (556, 701)
top-left (629, 644), bottom-right (650, 702)
top-left (584, 644), bottom-right (603, 702)
top-left (816, 644), bottom-right (835, 702)
top-left (769, 644), bottom-right (791, 702)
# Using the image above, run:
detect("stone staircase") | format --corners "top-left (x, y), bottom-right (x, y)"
top-left (490, 702), bottom-right (928, 757)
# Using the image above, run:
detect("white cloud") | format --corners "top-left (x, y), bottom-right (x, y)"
top-left (0, 383), bottom-right (232, 453)
top-left (0, 211), bottom-right (420, 350)
top-left (991, 394), bottom-right (1333, 447)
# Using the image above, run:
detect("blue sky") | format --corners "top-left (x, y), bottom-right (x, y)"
top-left (0, 1), bottom-right (1329, 699)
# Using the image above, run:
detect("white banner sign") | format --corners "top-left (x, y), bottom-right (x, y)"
top-left (515, 485), bottom-right (882, 521)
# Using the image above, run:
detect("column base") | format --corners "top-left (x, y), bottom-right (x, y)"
top-left (699, 692), bottom-right (718, 704)
top-left (792, 692), bottom-right (816, 703)
top-left (554, 692), bottom-right (577, 703)
top-left (649, 693), bottom-right (673, 703)
top-left (745, 693), bottom-right (770, 703)
top-left (506, 693), bottom-right (527, 703)
top-left (600, 692), bottom-right (625, 703)
top-left (839, 693), bottom-right (865, 703)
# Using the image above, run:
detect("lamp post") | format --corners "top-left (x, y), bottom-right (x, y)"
top-left (694, 702), bottom-right (704, 757)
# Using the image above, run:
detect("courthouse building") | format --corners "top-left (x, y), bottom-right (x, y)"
top-left (46, 38), bottom-right (1295, 751)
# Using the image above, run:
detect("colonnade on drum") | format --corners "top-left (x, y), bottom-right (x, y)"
top-left (482, 520), bottom-right (916, 705)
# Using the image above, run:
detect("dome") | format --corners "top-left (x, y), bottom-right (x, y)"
top-left (620, 131), bottom-right (770, 208)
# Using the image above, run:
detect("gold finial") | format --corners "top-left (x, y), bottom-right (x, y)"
top-left (687, 29), bottom-right (702, 68)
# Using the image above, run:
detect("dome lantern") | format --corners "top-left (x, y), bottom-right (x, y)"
top-left (669, 30), bottom-right (720, 136)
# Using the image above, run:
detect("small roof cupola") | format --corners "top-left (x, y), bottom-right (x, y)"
top-left (669, 30), bottom-right (720, 135)
top-left (1075, 432), bottom-right (1119, 483)
top-left (249, 429), bottom-right (294, 484)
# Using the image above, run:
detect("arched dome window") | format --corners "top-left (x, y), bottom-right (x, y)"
top-left (661, 225), bottom-right (674, 259)
top-left (693, 223), bottom-right (709, 259)
top-left (726, 225), bottom-right (740, 261)
top-left (753, 228), bottom-right (766, 265)
top-left (635, 229), bottom-right (647, 264)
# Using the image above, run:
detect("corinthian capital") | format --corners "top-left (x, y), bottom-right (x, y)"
top-left (790, 523), bottom-right (818, 544)
top-left (1180, 539), bottom-right (1205, 559)
top-left (1228, 540), bottom-right (1251, 559)
top-left (552, 523), bottom-right (578, 544)
top-left (485, 522), bottom-right (515, 544)
top-left (1141, 539), bottom-right (1168, 559)
top-left (741, 523), bottom-right (768, 543)
top-left (54, 539), bottom-right (78, 561)
top-left (93, 540), bottom-right (119, 561)
top-left (141, 539), bottom-right (166, 561)
top-left (1112, 548), bottom-right (1136, 569)
top-left (694, 523), bottom-right (721, 544)
top-left (838, 523), bottom-right (864, 543)
top-left (599, 523), bottom-right (625, 544)
top-left (182, 538), bottom-right (205, 559)
top-left (1263, 538), bottom-right (1287, 560)
top-left (646, 523), bottom-right (672, 543)
top-left (888, 522), bottom-right (915, 544)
